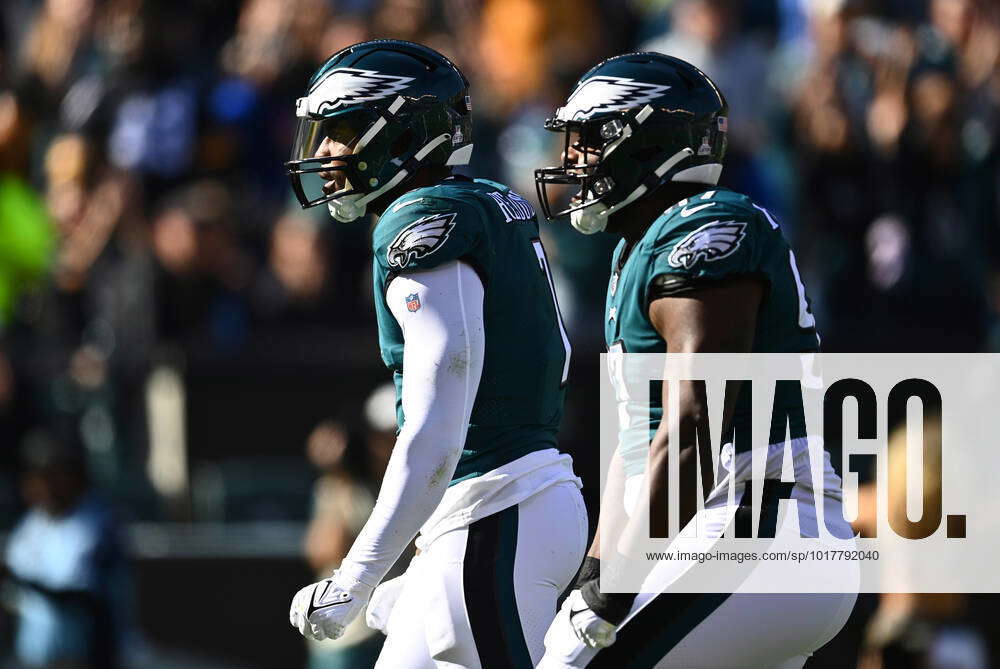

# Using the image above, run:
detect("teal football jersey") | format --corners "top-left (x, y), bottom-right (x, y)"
top-left (372, 177), bottom-right (571, 484)
top-left (606, 188), bottom-right (819, 476)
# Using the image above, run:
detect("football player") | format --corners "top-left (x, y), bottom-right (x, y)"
top-left (285, 40), bottom-right (587, 667)
top-left (534, 52), bottom-right (857, 668)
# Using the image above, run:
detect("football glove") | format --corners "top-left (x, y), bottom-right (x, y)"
top-left (557, 589), bottom-right (618, 649)
top-left (289, 570), bottom-right (373, 641)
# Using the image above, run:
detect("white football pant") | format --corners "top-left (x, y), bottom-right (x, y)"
top-left (540, 439), bottom-right (859, 669)
top-left (376, 481), bottom-right (588, 668)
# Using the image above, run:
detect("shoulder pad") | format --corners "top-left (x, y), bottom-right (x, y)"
top-left (374, 192), bottom-right (484, 273)
top-left (649, 190), bottom-right (763, 279)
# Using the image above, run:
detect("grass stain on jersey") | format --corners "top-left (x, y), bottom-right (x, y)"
top-left (447, 350), bottom-right (468, 377)
top-left (429, 457), bottom-right (452, 490)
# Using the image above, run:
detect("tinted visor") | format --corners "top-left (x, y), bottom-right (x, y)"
top-left (285, 109), bottom-right (378, 208)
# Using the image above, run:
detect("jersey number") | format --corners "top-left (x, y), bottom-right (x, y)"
top-left (755, 203), bottom-right (817, 333)
top-left (607, 340), bottom-right (628, 401)
top-left (787, 249), bottom-right (816, 330)
top-left (532, 239), bottom-right (572, 384)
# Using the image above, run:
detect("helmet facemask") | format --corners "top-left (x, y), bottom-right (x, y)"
top-left (286, 94), bottom-right (472, 222)
top-left (535, 104), bottom-right (727, 234)
top-left (286, 105), bottom-right (383, 211)
top-left (534, 116), bottom-right (619, 222)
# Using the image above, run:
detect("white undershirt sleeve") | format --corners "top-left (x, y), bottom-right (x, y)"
top-left (338, 260), bottom-right (485, 587)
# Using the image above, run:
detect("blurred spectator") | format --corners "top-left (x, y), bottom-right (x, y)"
top-left (363, 381), bottom-right (398, 479)
top-left (18, 0), bottom-right (97, 107)
top-left (790, 0), bottom-right (997, 352)
top-left (0, 90), bottom-right (54, 330)
top-left (854, 418), bottom-right (989, 669)
top-left (150, 179), bottom-right (253, 350)
top-left (305, 383), bottom-right (402, 669)
top-left (251, 211), bottom-right (337, 326)
top-left (476, 0), bottom-right (603, 119)
top-left (302, 381), bottom-right (400, 668)
top-left (645, 0), bottom-right (771, 148)
top-left (302, 418), bottom-right (383, 669)
top-left (2, 430), bottom-right (133, 669)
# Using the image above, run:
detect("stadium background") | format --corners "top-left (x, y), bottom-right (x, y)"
top-left (0, 0), bottom-right (997, 666)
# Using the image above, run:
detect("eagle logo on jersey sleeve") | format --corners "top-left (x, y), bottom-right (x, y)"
top-left (557, 76), bottom-right (672, 121)
top-left (386, 213), bottom-right (457, 269)
top-left (307, 68), bottom-right (415, 114)
top-left (666, 220), bottom-right (747, 270)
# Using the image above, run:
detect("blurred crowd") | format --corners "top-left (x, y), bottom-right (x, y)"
top-left (0, 0), bottom-right (997, 666)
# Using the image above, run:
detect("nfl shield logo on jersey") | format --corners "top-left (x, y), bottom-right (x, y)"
top-left (405, 293), bottom-right (421, 312)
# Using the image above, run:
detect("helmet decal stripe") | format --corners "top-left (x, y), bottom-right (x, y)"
top-left (308, 68), bottom-right (415, 114)
top-left (557, 76), bottom-right (671, 121)
top-left (354, 97), bottom-right (408, 152)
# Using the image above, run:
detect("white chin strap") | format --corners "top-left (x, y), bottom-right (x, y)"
top-left (327, 131), bottom-right (453, 223)
top-left (570, 148), bottom-right (718, 235)
top-left (327, 193), bottom-right (367, 223)
top-left (569, 201), bottom-right (611, 235)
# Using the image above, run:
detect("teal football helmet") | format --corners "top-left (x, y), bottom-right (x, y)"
top-left (286, 40), bottom-right (473, 222)
top-left (535, 52), bottom-right (728, 234)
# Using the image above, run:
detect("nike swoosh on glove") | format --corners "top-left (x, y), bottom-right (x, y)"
top-left (563, 589), bottom-right (617, 648)
top-left (539, 590), bottom-right (618, 656)
top-left (289, 570), bottom-right (373, 641)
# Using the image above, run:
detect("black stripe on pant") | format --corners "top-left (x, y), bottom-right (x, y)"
top-left (588, 591), bottom-right (731, 668)
top-left (588, 479), bottom-right (793, 667)
top-left (464, 505), bottom-right (534, 668)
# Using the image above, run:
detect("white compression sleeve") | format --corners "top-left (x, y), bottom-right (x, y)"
top-left (339, 260), bottom-right (485, 587)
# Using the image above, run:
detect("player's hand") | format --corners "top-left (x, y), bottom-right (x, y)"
top-left (289, 570), bottom-right (373, 641)
top-left (559, 588), bottom-right (618, 649)
top-left (365, 572), bottom-right (408, 633)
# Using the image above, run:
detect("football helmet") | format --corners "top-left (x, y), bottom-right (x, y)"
top-left (535, 52), bottom-right (728, 234)
top-left (286, 40), bottom-right (473, 222)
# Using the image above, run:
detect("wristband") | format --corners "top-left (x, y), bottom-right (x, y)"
top-left (574, 556), bottom-right (602, 589)
top-left (580, 579), bottom-right (637, 625)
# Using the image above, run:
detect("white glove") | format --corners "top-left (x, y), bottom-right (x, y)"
top-left (365, 572), bottom-right (408, 633)
top-left (560, 589), bottom-right (618, 649)
top-left (289, 570), bottom-right (373, 641)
